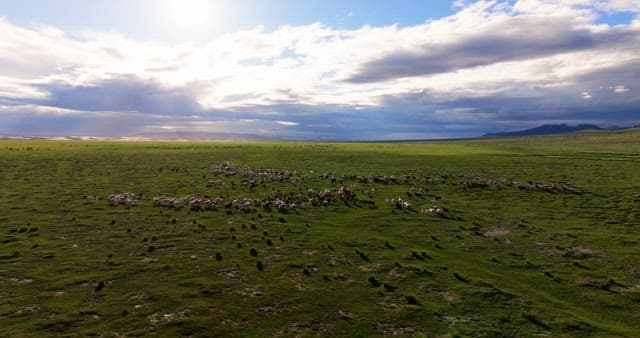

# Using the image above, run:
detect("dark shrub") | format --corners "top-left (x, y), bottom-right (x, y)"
top-left (405, 295), bottom-right (420, 305)
top-left (383, 283), bottom-right (397, 292)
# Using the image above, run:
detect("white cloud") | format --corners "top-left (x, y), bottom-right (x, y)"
top-left (513, 0), bottom-right (640, 16)
top-left (0, 104), bottom-right (85, 116)
top-left (2, 4), bottom-right (638, 109)
top-left (614, 85), bottom-right (630, 92)
top-left (275, 120), bottom-right (300, 126)
top-left (595, 0), bottom-right (640, 13)
top-left (452, 0), bottom-right (467, 9)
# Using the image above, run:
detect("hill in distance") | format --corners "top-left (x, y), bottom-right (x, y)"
top-left (484, 123), bottom-right (608, 137)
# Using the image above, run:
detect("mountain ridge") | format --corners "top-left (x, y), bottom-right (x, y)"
top-left (484, 123), bottom-right (608, 137)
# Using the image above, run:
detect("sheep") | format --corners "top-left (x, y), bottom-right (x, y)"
top-left (421, 205), bottom-right (444, 216)
top-left (152, 195), bottom-right (224, 210)
top-left (388, 197), bottom-right (411, 209)
top-left (108, 193), bottom-right (137, 207)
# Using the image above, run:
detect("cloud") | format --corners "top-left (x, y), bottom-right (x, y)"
top-left (346, 8), bottom-right (635, 83)
top-left (1, 1), bottom-right (639, 139)
top-left (32, 75), bottom-right (203, 114)
top-left (0, 109), bottom-right (149, 136)
top-left (614, 85), bottom-right (630, 92)
top-left (452, 0), bottom-right (467, 9)
top-left (275, 120), bottom-right (300, 126)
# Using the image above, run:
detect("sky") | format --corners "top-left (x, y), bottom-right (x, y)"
top-left (0, 0), bottom-right (639, 140)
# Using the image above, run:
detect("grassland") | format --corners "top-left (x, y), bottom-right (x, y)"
top-left (1, 129), bottom-right (639, 337)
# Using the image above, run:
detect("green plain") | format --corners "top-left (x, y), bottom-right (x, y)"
top-left (1, 129), bottom-right (639, 337)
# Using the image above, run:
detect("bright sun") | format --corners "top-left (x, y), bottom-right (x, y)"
top-left (165, 0), bottom-right (215, 29)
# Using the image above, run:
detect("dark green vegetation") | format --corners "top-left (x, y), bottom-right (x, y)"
top-left (1, 129), bottom-right (639, 337)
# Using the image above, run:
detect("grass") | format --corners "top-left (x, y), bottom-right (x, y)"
top-left (1, 129), bottom-right (639, 336)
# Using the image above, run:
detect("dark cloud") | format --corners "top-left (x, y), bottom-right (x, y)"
top-left (372, 61), bottom-right (640, 132)
top-left (346, 16), bottom-right (637, 83)
top-left (228, 103), bottom-right (467, 140)
top-left (0, 111), bottom-right (149, 137)
top-left (34, 75), bottom-right (202, 114)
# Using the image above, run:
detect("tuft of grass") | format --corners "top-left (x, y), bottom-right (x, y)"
top-left (356, 249), bottom-right (370, 262)
top-left (522, 312), bottom-right (551, 330)
top-left (383, 283), bottom-right (397, 292)
top-left (453, 273), bottom-right (469, 283)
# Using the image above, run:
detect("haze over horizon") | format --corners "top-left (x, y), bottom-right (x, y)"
top-left (1, 0), bottom-right (639, 140)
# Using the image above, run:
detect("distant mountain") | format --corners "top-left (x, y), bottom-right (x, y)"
top-left (484, 123), bottom-right (604, 137)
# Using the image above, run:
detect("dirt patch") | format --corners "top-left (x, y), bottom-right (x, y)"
top-left (256, 304), bottom-right (281, 315)
top-left (387, 267), bottom-right (407, 281)
top-left (485, 227), bottom-right (510, 237)
top-left (442, 291), bottom-right (459, 302)
top-left (375, 322), bottom-right (418, 336)
top-left (17, 305), bottom-right (41, 314)
top-left (302, 249), bottom-right (318, 256)
top-left (216, 267), bottom-right (247, 281)
top-left (273, 321), bottom-right (326, 337)
top-left (328, 272), bottom-right (354, 283)
top-left (234, 287), bottom-right (263, 298)
top-left (265, 254), bottom-right (288, 262)
top-left (148, 309), bottom-right (190, 330)
top-left (443, 315), bottom-right (470, 326)
top-left (358, 263), bottom-right (382, 272)
top-left (564, 246), bottom-right (595, 259)
top-left (572, 246), bottom-right (594, 255)
top-left (337, 309), bottom-right (355, 320)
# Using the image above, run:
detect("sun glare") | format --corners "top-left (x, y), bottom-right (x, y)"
top-left (164, 0), bottom-right (215, 29)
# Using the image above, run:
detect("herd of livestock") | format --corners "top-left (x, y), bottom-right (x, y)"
top-left (106, 162), bottom-right (586, 215)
